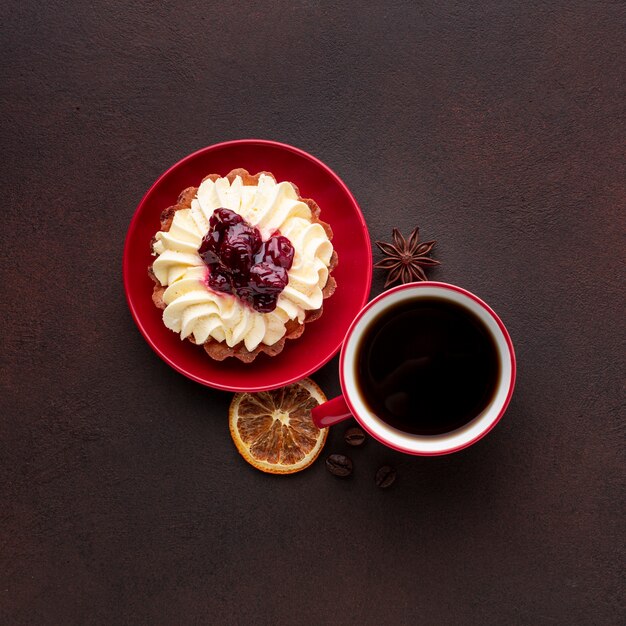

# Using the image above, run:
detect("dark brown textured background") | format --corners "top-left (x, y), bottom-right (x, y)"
top-left (1, 1), bottom-right (625, 624)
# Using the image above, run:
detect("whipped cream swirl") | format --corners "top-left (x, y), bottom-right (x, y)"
top-left (152, 174), bottom-right (334, 352)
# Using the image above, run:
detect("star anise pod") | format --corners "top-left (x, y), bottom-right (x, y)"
top-left (374, 226), bottom-right (440, 287)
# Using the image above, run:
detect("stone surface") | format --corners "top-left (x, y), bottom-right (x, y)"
top-left (1, 1), bottom-right (624, 624)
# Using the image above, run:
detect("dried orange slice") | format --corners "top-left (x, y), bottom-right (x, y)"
top-left (229, 378), bottom-right (328, 474)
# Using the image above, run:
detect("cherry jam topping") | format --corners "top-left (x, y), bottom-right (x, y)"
top-left (198, 208), bottom-right (295, 313)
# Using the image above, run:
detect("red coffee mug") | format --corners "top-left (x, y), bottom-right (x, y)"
top-left (311, 282), bottom-right (516, 455)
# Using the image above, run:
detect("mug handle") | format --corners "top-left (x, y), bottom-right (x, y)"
top-left (312, 395), bottom-right (353, 428)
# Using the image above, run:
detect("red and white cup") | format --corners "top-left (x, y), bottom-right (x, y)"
top-left (311, 282), bottom-right (516, 455)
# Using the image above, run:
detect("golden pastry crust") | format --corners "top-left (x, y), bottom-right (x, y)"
top-left (149, 168), bottom-right (338, 362)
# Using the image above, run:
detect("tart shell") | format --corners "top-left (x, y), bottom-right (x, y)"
top-left (149, 168), bottom-right (338, 363)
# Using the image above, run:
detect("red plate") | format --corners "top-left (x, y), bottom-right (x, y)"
top-left (123, 139), bottom-right (372, 392)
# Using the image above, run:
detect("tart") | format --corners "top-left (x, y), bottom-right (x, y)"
top-left (149, 169), bottom-right (337, 362)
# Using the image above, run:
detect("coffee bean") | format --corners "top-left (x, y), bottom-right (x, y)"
top-left (325, 454), bottom-right (353, 477)
top-left (344, 426), bottom-right (366, 447)
top-left (375, 465), bottom-right (396, 488)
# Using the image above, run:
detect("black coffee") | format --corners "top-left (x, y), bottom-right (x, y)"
top-left (355, 297), bottom-right (500, 435)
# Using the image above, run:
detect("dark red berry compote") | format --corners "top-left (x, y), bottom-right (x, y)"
top-left (198, 208), bottom-right (295, 313)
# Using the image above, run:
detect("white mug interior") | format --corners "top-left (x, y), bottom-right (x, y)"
top-left (341, 283), bottom-right (514, 454)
